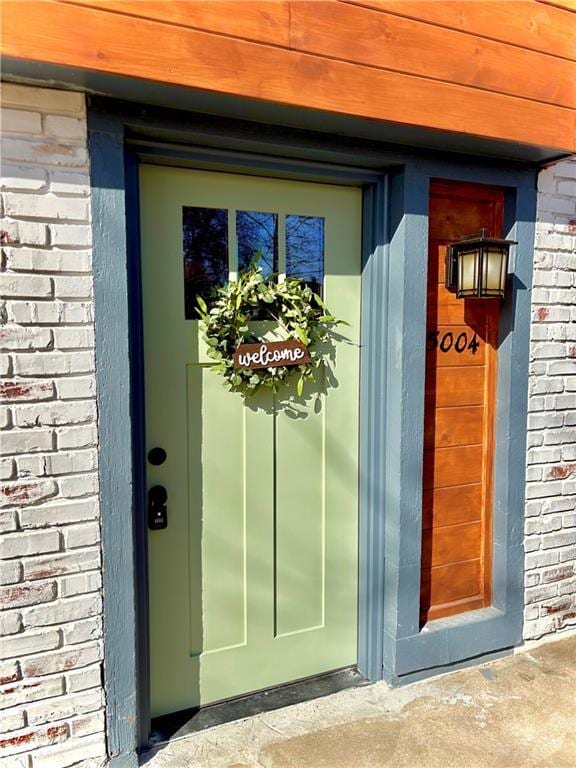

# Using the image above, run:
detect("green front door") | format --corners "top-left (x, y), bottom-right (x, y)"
top-left (140, 166), bottom-right (361, 718)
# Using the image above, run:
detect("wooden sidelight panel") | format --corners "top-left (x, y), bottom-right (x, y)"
top-left (421, 180), bottom-right (503, 623)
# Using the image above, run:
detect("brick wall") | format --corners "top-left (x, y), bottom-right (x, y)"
top-left (1, 81), bottom-right (574, 764)
top-left (524, 156), bottom-right (576, 640)
top-left (0, 85), bottom-right (106, 767)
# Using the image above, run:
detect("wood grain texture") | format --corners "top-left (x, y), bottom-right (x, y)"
top-left (420, 560), bottom-right (482, 607)
top-left (424, 405), bottom-right (484, 449)
top-left (422, 484), bottom-right (483, 530)
top-left (0, 0), bottom-right (574, 151)
top-left (58, 0), bottom-right (291, 45)
top-left (291, 1), bottom-right (575, 108)
top-left (538, 0), bottom-right (576, 11)
top-left (420, 180), bottom-right (501, 623)
top-left (421, 521), bottom-right (482, 569)
top-left (425, 367), bottom-right (485, 408)
top-left (347, 1), bottom-right (576, 61)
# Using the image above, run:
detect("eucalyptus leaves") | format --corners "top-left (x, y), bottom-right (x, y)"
top-left (196, 263), bottom-right (346, 396)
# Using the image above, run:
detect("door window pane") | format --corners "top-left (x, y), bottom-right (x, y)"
top-left (286, 215), bottom-right (325, 297)
top-left (237, 211), bottom-right (278, 279)
top-left (183, 207), bottom-right (228, 318)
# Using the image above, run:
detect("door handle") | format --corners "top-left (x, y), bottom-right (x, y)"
top-left (148, 485), bottom-right (168, 530)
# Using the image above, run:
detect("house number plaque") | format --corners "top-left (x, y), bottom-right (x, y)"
top-left (426, 330), bottom-right (480, 354)
top-left (233, 339), bottom-right (312, 370)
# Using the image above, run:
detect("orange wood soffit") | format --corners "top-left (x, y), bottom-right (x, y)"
top-left (350, 1), bottom-right (576, 61)
top-left (1, 0), bottom-right (575, 152)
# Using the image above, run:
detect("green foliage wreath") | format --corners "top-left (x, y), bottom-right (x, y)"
top-left (196, 262), bottom-right (346, 396)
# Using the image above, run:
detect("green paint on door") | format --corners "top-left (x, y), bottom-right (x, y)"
top-left (140, 166), bottom-right (361, 717)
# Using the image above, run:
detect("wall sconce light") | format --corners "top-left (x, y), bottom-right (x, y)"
top-left (445, 228), bottom-right (517, 299)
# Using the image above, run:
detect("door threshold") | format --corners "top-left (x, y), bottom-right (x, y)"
top-left (148, 667), bottom-right (368, 746)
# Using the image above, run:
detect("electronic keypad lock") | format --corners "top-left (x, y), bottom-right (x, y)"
top-left (148, 485), bottom-right (168, 530)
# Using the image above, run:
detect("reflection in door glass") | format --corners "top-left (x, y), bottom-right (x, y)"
top-left (286, 216), bottom-right (325, 297)
top-left (237, 211), bottom-right (278, 279)
top-left (183, 207), bottom-right (228, 318)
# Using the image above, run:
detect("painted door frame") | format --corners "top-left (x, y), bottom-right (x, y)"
top-left (88, 99), bottom-right (536, 765)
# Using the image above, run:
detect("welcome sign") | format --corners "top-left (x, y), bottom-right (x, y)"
top-left (233, 340), bottom-right (312, 370)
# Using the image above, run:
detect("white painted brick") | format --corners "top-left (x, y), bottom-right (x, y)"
top-left (52, 276), bottom-right (92, 299)
top-left (0, 629), bottom-right (60, 661)
top-left (1, 109), bottom-right (42, 134)
top-left (0, 407), bottom-right (11, 430)
top-left (43, 450), bottom-right (97, 476)
top-left (525, 161), bottom-right (576, 641)
top-left (542, 496), bottom-right (575, 514)
top-left (0, 274), bottom-right (52, 298)
top-left (23, 549), bottom-right (100, 581)
top-left (49, 170), bottom-right (90, 197)
top-left (65, 664), bottom-right (102, 694)
top-left (23, 594), bottom-right (101, 629)
top-left (0, 429), bottom-right (54, 456)
top-left (4, 248), bottom-right (92, 274)
top-left (1, 138), bottom-right (87, 168)
top-left (68, 709), bottom-right (105, 738)
top-left (0, 721), bottom-right (68, 756)
top-left (48, 224), bottom-right (91, 247)
top-left (0, 660), bottom-right (21, 687)
top-left (54, 377), bottom-right (95, 400)
top-left (44, 115), bottom-right (85, 141)
top-left (0, 355), bottom-right (13, 376)
top-left (30, 733), bottom-right (105, 768)
top-left (0, 707), bottom-right (27, 733)
top-left (20, 641), bottom-right (100, 678)
top-left (0, 560), bottom-right (22, 586)
top-left (0, 676), bottom-right (64, 711)
top-left (0, 478), bottom-right (57, 508)
top-left (19, 498), bottom-right (99, 529)
top-left (52, 328), bottom-right (94, 351)
top-left (0, 326), bottom-right (53, 350)
top-left (8, 301), bottom-right (93, 326)
top-left (0, 459), bottom-right (15, 481)
top-left (58, 474), bottom-right (98, 499)
top-left (7, 301), bottom-right (60, 325)
top-left (1, 164), bottom-right (48, 191)
top-left (55, 426), bottom-right (96, 450)
top-left (1, 220), bottom-right (48, 246)
top-left (0, 510), bottom-right (18, 533)
top-left (14, 401), bottom-right (96, 428)
top-left (14, 352), bottom-right (94, 377)
top-left (26, 688), bottom-right (102, 727)
top-left (0, 582), bottom-right (56, 610)
top-left (4, 193), bottom-right (89, 222)
top-left (0, 611), bottom-right (23, 637)
top-left (1, 529), bottom-right (60, 559)
top-left (60, 573), bottom-right (101, 600)
top-left (17, 455), bottom-right (48, 478)
top-left (1, 84), bottom-right (85, 116)
top-left (0, 380), bottom-right (55, 403)
top-left (560, 546), bottom-right (576, 563)
top-left (61, 524), bottom-right (100, 550)
top-left (59, 302), bottom-right (93, 324)
top-left (60, 617), bottom-right (102, 647)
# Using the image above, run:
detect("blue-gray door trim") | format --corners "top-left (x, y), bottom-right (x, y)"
top-left (88, 99), bottom-right (536, 763)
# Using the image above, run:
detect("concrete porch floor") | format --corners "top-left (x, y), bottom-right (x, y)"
top-left (142, 634), bottom-right (576, 768)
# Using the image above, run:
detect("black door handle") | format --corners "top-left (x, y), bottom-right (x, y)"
top-left (148, 485), bottom-right (168, 530)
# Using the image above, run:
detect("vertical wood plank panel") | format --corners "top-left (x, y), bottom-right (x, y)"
top-left (421, 180), bottom-right (503, 623)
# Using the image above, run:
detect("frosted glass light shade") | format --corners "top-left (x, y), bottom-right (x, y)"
top-left (445, 230), bottom-right (516, 299)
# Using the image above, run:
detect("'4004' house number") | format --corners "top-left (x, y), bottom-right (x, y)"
top-left (426, 330), bottom-right (481, 354)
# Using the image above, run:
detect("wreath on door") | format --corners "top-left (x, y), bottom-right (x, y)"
top-left (196, 262), bottom-right (346, 396)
